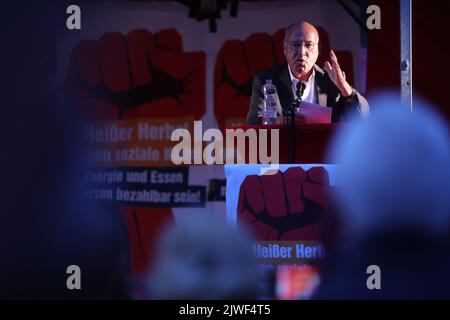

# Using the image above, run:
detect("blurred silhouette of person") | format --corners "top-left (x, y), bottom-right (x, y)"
top-left (147, 214), bottom-right (262, 300)
top-left (314, 93), bottom-right (450, 299)
top-left (0, 2), bottom-right (131, 299)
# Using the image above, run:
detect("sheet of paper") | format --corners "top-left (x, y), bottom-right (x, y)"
top-left (295, 101), bottom-right (332, 124)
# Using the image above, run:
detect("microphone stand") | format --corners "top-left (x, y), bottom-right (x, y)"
top-left (283, 101), bottom-right (299, 163)
top-left (285, 81), bottom-right (304, 163)
top-left (290, 100), bottom-right (300, 163)
top-left (282, 107), bottom-right (291, 162)
top-left (290, 81), bottom-right (305, 163)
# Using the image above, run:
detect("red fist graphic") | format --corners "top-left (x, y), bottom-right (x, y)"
top-left (65, 29), bottom-right (203, 275)
top-left (214, 29), bottom-right (285, 129)
top-left (237, 167), bottom-right (333, 241)
top-left (66, 28), bottom-right (205, 121)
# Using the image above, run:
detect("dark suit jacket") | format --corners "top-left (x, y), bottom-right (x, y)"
top-left (247, 63), bottom-right (369, 124)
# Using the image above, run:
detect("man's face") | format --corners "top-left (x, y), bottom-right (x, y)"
top-left (283, 26), bottom-right (319, 79)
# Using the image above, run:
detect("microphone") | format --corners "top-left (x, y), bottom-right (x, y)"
top-left (296, 81), bottom-right (306, 102)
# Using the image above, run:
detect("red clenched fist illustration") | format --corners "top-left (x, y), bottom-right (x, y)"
top-left (214, 29), bottom-right (285, 129)
top-left (66, 28), bottom-right (205, 120)
top-left (65, 29), bottom-right (204, 275)
top-left (237, 167), bottom-right (333, 241)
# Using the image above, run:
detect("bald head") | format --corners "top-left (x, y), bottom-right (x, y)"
top-left (283, 21), bottom-right (320, 80)
top-left (284, 21), bottom-right (319, 43)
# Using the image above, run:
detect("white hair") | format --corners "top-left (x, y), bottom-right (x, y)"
top-left (329, 92), bottom-right (450, 238)
top-left (148, 214), bottom-right (261, 299)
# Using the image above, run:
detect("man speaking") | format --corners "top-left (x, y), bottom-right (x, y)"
top-left (247, 21), bottom-right (369, 124)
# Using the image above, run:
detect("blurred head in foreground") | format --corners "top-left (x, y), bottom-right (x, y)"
top-left (331, 93), bottom-right (450, 239)
top-left (148, 215), bottom-right (261, 300)
top-left (315, 93), bottom-right (450, 299)
top-left (0, 2), bottom-right (130, 299)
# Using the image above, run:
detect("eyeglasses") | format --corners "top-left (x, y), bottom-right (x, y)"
top-left (285, 41), bottom-right (318, 51)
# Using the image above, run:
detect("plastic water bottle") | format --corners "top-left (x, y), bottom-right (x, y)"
top-left (262, 79), bottom-right (278, 125)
